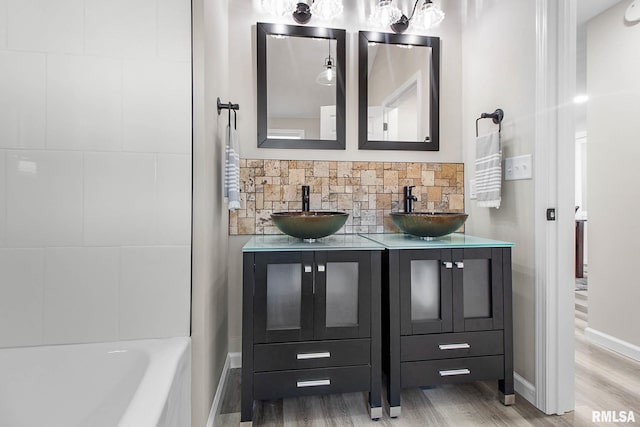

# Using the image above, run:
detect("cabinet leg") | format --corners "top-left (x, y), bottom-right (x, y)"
top-left (386, 366), bottom-right (401, 417)
top-left (240, 398), bottom-right (253, 424)
top-left (500, 392), bottom-right (516, 406)
top-left (499, 376), bottom-right (515, 406)
top-left (389, 406), bottom-right (402, 418)
top-left (369, 388), bottom-right (382, 419)
top-left (370, 406), bottom-right (383, 420)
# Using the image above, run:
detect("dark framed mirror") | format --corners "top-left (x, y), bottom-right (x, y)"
top-left (257, 23), bottom-right (346, 149)
top-left (358, 31), bottom-right (440, 151)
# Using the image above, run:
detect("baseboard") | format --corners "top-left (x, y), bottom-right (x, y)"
top-left (206, 353), bottom-right (232, 427)
top-left (514, 372), bottom-right (536, 406)
top-left (585, 327), bottom-right (640, 362)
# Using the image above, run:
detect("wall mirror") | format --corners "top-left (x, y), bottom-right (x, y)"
top-left (358, 31), bottom-right (440, 151)
top-left (257, 23), bottom-right (346, 149)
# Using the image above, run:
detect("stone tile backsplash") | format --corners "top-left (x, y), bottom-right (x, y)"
top-left (229, 159), bottom-right (464, 235)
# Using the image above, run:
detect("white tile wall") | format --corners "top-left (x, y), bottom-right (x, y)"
top-left (46, 55), bottom-right (122, 152)
top-left (0, 0), bottom-right (192, 348)
top-left (0, 151), bottom-right (5, 247)
top-left (156, 154), bottom-right (192, 245)
top-left (6, 151), bottom-right (83, 247)
top-left (0, 249), bottom-right (45, 347)
top-left (0, 51), bottom-right (46, 149)
top-left (158, 0), bottom-right (191, 61)
top-left (119, 246), bottom-right (190, 340)
top-left (85, 0), bottom-right (157, 58)
top-left (123, 60), bottom-right (192, 153)
top-left (84, 153), bottom-right (157, 246)
top-left (43, 247), bottom-right (119, 344)
top-left (7, 0), bottom-right (83, 54)
top-left (0, 0), bottom-right (8, 49)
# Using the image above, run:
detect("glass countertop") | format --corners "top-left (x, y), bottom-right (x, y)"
top-left (358, 233), bottom-right (514, 249)
top-left (243, 234), bottom-right (385, 252)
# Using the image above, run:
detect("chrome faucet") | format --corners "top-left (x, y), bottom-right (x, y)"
top-left (302, 185), bottom-right (310, 212)
top-left (404, 185), bottom-right (417, 213)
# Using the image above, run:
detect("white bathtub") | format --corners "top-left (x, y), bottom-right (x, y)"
top-left (0, 337), bottom-right (191, 427)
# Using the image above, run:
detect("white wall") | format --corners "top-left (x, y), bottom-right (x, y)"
top-left (0, 0), bottom-right (192, 347)
top-left (461, 0), bottom-right (537, 384)
top-left (586, 0), bottom-right (640, 348)
top-left (191, 0), bottom-right (231, 425)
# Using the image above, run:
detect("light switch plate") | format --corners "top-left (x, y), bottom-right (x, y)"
top-left (504, 154), bottom-right (533, 181)
top-left (469, 179), bottom-right (477, 199)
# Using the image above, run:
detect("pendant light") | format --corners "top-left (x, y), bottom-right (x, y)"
top-left (316, 40), bottom-right (336, 86)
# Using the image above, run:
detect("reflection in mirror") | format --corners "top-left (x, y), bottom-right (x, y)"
top-left (267, 37), bottom-right (337, 140)
top-left (368, 43), bottom-right (431, 142)
top-left (257, 23), bottom-right (346, 149)
top-left (359, 32), bottom-right (440, 151)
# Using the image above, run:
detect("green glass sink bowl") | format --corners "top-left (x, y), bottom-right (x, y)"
top-left (390, 212), bottom-right (469, 238)
top-left (271, 211), bottom-right (349, 240)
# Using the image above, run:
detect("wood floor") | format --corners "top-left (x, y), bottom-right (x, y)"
top-left (215, 298), bottom-right (640, 426)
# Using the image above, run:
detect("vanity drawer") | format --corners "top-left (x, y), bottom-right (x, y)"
top-left (401, 331), bottom-right (503, 361)
top-left (254, 365), bottom-right (370, 400)
top-left (254, 339), bottom-right (370, 372)
top-left (401, 355), bottom-right (504, 388)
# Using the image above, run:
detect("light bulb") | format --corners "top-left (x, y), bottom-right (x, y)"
top-left (316, 57), bottom-right (336, 86)
top-left (369, 0), bottom-right (402, 28)
top-left (412, 0), bottom-right (445, 30)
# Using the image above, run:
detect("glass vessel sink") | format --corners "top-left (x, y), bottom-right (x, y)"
top-left (390, 212), bottom-right (469, 239)
top-left (271, 211), bottom-right (349, 241)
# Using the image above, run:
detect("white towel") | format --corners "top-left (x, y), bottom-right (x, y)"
top-left (225, 125), bottom-right (241, 211)
top-left (475, 131), bottom-right (502, 208)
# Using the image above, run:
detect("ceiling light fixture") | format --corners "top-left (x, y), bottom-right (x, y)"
top-left (316, 40), bottom-right (336, 86)
top-left (370, 0), bottom-right (445, 34)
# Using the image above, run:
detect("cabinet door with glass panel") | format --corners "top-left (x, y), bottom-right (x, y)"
top-left (399, 249), bottom-right (453, 335)
top-left (253, 250), bottom-right (371, 344)
top-left (451, 248), bottom-right (504, 332)
top-left (313, 250), bottom-right (371, 340)
top-left (399, 247), bottom-right (504, 335)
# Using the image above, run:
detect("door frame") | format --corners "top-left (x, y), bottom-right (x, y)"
top-left (533, 0), bottom-right (576, 415)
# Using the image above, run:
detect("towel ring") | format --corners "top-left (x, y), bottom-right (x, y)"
top-left (476, 108), bottom-right (504, 137)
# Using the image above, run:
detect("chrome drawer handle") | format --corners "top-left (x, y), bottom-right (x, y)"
top-left (297, 379), bottom-right (330, 388)
top-left (317, 265), bottom-right (325, 272)
top-left (297, 352), bottom-right (331, 360)
top-left (442, 262), bottom-right (453, 269)
top-left (439, 368), bottom-right (471, 377)
top-left (304, 265), bottom-right (312, 273)
top-left (455, 261), bottom-right (464, 268)
top-left (439, 343), bottom-right (470, 350)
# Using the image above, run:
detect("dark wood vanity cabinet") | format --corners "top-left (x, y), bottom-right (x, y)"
top-left (241, 244), bottom-right (382, 424)
top-left (383, 244), bottom-right (514, 417)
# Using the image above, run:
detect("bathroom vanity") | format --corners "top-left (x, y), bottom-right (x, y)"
top-left (240, 235), bottom-right (384, 424)
top-left (360, 233), bottom-right (514, 417)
